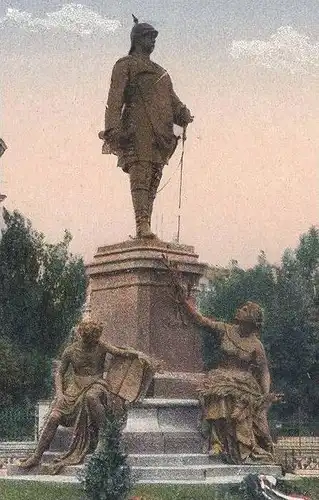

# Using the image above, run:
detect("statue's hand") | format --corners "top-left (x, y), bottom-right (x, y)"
top-left (180, 106), bottom-right (194, 125)
top-left (55, 392), bottom-right (66, 407)
top-left (129, 351), bottom-right (139, 359)
top-left (105, 125), bottom-right (123, 142)
top-left (174, 282), bottom-right (188, 303)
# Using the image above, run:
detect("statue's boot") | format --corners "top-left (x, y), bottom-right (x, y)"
top-left (148, 165), bottom-right (163, 230)
top-left (19, 418), bottom-right (59, 469)
top-left (131, 188), bottom-right (156, 239)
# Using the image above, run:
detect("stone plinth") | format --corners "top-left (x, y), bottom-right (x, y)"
top-left (86, 239), bottom-right (206, 376)
top-left (123, 398), bottom-right (204, 454)
top-left (36, 398), bottom-right (204, 455)
top-left (7, 399), bottom-right (282, 482)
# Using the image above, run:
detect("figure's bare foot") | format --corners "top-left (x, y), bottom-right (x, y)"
top-left (208, 443), bottom-right (223, 457)
top-left (19, 455), bottom-right (41, 470)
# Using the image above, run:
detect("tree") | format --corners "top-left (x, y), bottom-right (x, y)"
top-left (0, 208), bottom-right (87, 402)
top-left (81, 412), bottom-right (132, 500)
top-left (199, 227), bottom-right (319, 421)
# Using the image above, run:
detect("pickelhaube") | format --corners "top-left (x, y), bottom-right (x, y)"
top-left (129, 15), bottom-right (158, 54)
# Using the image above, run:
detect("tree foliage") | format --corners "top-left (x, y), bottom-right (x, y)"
top-left (0, 208), bottom-right (87, 403)
top-left (200, 227), bottom-right (319, 420)
top-left (81, 412), bottom-right (132, 500)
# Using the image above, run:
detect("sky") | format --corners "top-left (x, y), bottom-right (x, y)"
top-left (0, 1), bottom-right (318, 268)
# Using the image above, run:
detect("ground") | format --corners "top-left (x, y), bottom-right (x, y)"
top-left (1, 478), bottom-right (319, 500)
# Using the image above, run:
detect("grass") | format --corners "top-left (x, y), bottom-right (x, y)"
top-left (1, 478), bottom-right (319, 500)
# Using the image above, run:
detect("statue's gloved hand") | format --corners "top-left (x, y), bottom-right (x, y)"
top-left (179, 106), bottom-right (194, 126)
top-left (104, 126), bottom-right (122, 142)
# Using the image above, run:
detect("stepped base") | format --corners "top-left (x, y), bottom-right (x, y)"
top-left (7, 398), bottom-right (283, 483)
top-left (7, 453), bottom-right (282, 484)
top-left (37, 398), bottom-right (205, 454)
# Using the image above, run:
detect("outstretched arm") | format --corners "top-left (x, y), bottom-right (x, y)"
top-left (102, 341), bottom-right (138, 359)
top-left (162, 255), bottom-right (224, 338)
top-left (182, 298), bottom-right (225, 339)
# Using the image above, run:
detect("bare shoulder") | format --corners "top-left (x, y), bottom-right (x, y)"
top-left (255, 336), bottom-right (266, 350)
top-left (253, 337), bottom-right (268, 358)
top-left (62, 341), bottom-right (80, 358)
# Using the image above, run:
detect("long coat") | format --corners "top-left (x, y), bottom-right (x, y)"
top-left (104, 54), bottom-right (189, 171)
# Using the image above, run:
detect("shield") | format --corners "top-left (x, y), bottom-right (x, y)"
top-left (105, 353), bottom-right (154, 403)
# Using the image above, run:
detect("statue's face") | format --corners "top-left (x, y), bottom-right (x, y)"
top-left (234, 304), bottom-right (251, 323)
top-left (137, 32), bottom-right (157, 54)
top-left (234, 301), bottom-right (263, 329)
top-left (77, 321), bottom-right (103, 345)
top-left (80, 328), bottom-right (101, 344)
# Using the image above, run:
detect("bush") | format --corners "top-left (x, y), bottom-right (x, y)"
top-left (0, 401), bottom-right (35, 441)
top-left (80, 411), bottom-right (132, 500)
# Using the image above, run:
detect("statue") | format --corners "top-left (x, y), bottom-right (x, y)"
top-left (99, 16), bottom-right (193, 239)
top-left (20, 320), bottom-right (156, 474)
top-left (165, 260), bottom-right (279, 465)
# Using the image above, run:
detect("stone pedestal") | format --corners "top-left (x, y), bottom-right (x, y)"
top-left (8, 399), bottom-right (282, 483)
top-left (35, 398), bottom-right (204, 455)
top-left (86, 238), bottom-right (207, 396)
top-left (123, 398), bottom-right (204, 454)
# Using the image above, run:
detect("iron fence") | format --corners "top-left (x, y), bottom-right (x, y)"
top-left (273, 420), bottom-right (319, 473)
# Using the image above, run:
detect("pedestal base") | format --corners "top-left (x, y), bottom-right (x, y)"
top-left (7, 399), bottom-right (283, 482)
top-left (87, 238), bottom-right (206, 375)
top-left (123, 398), bottom-right (204, 454)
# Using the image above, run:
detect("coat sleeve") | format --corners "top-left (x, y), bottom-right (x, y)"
top-left (169, 79), bottom-right (191, 127)
top-left (105, 59), bottom-right (130, 131)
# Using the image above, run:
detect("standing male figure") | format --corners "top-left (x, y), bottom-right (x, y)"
top-left (99, 16), bottom-right (193, 239)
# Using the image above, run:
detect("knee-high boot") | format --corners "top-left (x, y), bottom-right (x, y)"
top-left (148, 165), bottom-right (163, 228)
top-left (131, 188), bottom-right (155, 239)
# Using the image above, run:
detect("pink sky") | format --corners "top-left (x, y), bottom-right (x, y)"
top-left (1, 7), bottom-right (318, 268)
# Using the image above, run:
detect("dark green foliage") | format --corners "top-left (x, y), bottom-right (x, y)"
top-left (0, 208), bottom-right (87, 427)
top-left (81, 412), bottom-right (132, 500)
top-left (199, 227), bottom-right (319, 421)
top-left (0, 208), bottom-right (87, 358)
top-left (0, 400), bottom-right (35, 441)
top-left (0, 335), bottom-right (23, 405)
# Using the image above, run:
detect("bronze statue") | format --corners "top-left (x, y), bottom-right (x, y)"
top-left (99, 16), bottom-right (193, 239)
top-left (20, 320), bottom-right (155, 473)
top-left (164, 260), bottom-right (278, 464)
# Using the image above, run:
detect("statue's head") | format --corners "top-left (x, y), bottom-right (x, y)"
top-left (234, 301), bottom-right (264, 330)
top-left (129, 16), bottom-right (158, 55)
top-left (77, 320), bottom-right (103, 344)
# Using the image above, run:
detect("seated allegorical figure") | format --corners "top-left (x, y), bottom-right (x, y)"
top-left (159, 255), bottom-right (281, 466)
top-left (180, 295), bottom-right (278, 464)
top-left (20, 319), bottom-right (156, 474)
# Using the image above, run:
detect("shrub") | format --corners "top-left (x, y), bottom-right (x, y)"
top-left (80, 411), bottom-right (132, 500)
